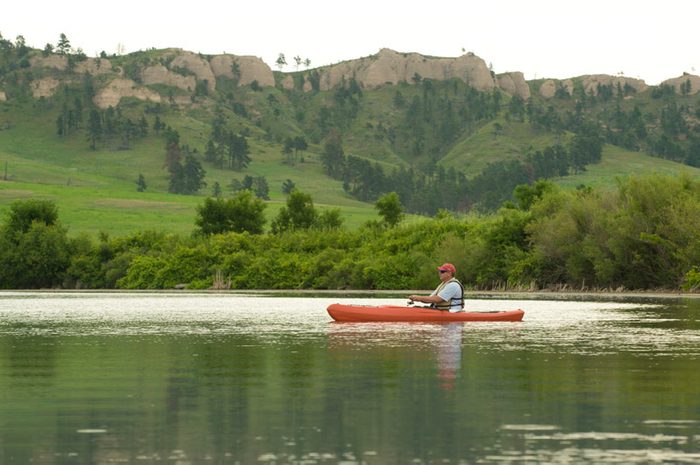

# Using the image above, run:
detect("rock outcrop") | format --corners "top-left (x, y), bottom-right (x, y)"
top-left (74, 57), bottom-right (113, 76)
top-left (31, 78), bottom-right (61, 98)
top-left (539, 79), bottom-right (574, 98)
top-left (539, 75), bottom-right (647, 98)
top-left (279, 75), bottom-right (313, 92)
top-left (661, 73), bottom-right (700, 95)
top-left (283, 49), bottom-right (534, 96)
top-left (313, 48), bottom-right (497, 92)
top-left (497, 72), bottom-right (530, 99)
top-left (141, 65), bottom-right (196, 92)
top-left (30, 55), bottom-right (112, 76)
top-left (24, 48), bottom-right (700, 108)
top-left (580, 75), bottom-right (647, 95)
top-left (139, 52), bottom-right (274, 93)
top-left (29, 55), bottom-right (68, 71)
top-left (93, 78), bottom-right (161, 109)
top-left (210, 54), bottom-right (275, 87)
top-left (170, 52), bottom-right (216, 92)
top-left (24, 49), bottom-right (275, 102)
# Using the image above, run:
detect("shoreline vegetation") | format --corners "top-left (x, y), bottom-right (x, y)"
top-left (2, 173), bottom-right (700, 293)
top-left (1, 288), bottom-right (698, 300)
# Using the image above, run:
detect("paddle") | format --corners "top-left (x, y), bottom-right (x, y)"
top-left (407, 299), bottom-right (434, 309)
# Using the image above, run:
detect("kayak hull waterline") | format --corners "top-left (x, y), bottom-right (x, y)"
top-left (327, 304), bottom-right (525, 322)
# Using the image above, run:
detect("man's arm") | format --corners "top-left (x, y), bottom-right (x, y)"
top-left (408, 294), bottom-right (446, 304)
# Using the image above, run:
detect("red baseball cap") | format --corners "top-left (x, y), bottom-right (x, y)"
top-left (437, 263), bottom-right (456, 274)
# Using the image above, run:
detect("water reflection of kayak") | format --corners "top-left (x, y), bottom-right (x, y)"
top-left (327, 304), bottom-right (524, 322)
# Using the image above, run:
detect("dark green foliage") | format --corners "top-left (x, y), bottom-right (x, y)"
top-left (228, 175), bottom-right (268, 199)
top-left (204, 139), bottom-right (224, 167)
top-left (4, 199), bottom-right (59, 235)
top-left (252, 176), bottom-right (270, 200)
top-left (686, 138), bottom-right (700, 167)
top-left (513, 180), bottom-right (555, 210)
top-left (181, 153), bottom-right (207, 193)
top-left (393, 90), bottom-right (405, 108)
top-left (321, 135), bottom-right (603, 215)
top-left (524, 174), bottom-right (700, 289)
top-left (80, 106), bottom-right (149, 150)
top-left (166, 141), bottom-right (206, 195)
top-left (56, 33), bottom-right (71, 55)
top-left (271, 189), bottom-right (318, 233)
top-left (0, 200), bottom-right (71, 288)
top-left (282, 179), bottom-right (296, 194)
top-left (195, 191), bottom-right (267, 235)
top-left (375, 192), bottom-right (404, 227)
top-left (651, 84), bottom-right (675, 99)
top-left (320, 130), bottom-right (344, 177)
top-left (680, 79), bottom-right (692, 96)
top-left (87, 109), bottom-right (102, 149)
top-left (568, 128), bottom-right (603, 172)
top-left (212, 181), bottom-right (222, 197)
top-left (317, 208), bottom-right (344, 231)
top-left (282, 136), bottom-right (307, 165)
top-left (391, 80), bottom-right (501, 159)
top-left (506, 95), bottom-right (526, 121)
top-left (3, 176), bottom-right (700, 290)
top-left (152, 114), bottom-right (164, 133)
top-left (195, 79), bottom-right (209, 97)
top-left (136, 174), bottom-right (147, 192)
top-left (206, 129), bottom-right (251, 170)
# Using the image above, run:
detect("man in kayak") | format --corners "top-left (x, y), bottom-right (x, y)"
top-left (408, 263), bottom-right (465, 312)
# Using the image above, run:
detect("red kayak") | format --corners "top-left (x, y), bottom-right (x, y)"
top-left (327, 303), bottom-right (524, 322)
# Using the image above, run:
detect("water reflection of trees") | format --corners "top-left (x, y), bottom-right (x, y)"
top-left (4, 316), bottom-right (700, 465)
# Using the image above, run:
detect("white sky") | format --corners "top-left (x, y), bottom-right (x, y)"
top-left (3, 0), bottom-right (698, 85)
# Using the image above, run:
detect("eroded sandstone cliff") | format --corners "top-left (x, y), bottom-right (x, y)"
top-left (661, 74), bottom-right (700, 95)
top-left (539, 75), bottom-right (647, 98)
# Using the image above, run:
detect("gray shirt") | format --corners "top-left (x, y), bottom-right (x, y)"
top-left (430, 281), bottom-right (463, 312)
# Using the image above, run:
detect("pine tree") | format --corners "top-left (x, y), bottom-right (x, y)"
top-left (321, 130), bottom-right (344, 178)
top-left (87, 110), bottom-right (102, 150)
top-left (57, 33), bottom-right (71, 55)
top-left (136, 174), bottom-right (147, 192)
top-left (227, 132), bottom-right (251, 170)
top-left (182, 154), bottom-right (206, 194)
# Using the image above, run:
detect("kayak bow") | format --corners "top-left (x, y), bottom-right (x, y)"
top-left (327, 303), bottom-right (524, 322)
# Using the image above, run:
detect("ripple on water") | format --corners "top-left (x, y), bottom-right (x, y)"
top-left (0, 294), bottom-right (694, 359)
top-left (488, 448), bottom-right (700, 464)
top-left (500, 424), bottom-right (561, 431)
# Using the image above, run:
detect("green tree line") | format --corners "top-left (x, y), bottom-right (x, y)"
top-left (2, 174), bottom-right (700, 291)
top-left (320, 129), bottom-right (603, 214)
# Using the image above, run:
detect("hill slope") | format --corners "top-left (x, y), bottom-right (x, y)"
top-left (1, 42), bottom-right (700, 235)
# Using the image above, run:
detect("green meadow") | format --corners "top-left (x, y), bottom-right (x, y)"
top-left (0, 101), bottom-right (384, 236)
top-left (0, 112), bottom-right (410, 236)
top-left (2, 103), bottom-right (699, 236)
top-left (0, 180), bottom-right (387, 236)
top-left (555, 144), bottom-right (700, 189)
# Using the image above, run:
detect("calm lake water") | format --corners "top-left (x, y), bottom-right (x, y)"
top-left (1, 292), bottom-right (700, 464)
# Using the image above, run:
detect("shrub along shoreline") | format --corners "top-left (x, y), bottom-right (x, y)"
top-left (2, 173), bottom-right (700, 292)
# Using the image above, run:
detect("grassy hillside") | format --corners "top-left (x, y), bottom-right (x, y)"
top-left (556, 144), bottom-right (700, 188)
top-left (440, 119), bottom-right (563, 175)
top-left (2, 45), bottom-right (700, 236)
top-left (0, 180), bottom-right (387, 236)
top-left (0, 98), bottom-right (384, 236)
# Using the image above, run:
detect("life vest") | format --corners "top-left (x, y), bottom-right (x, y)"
top-left (431, 278), bottom-right (465, 311)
